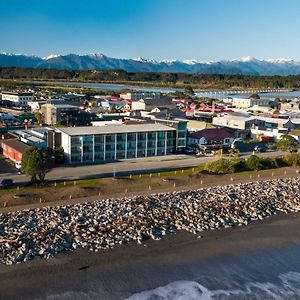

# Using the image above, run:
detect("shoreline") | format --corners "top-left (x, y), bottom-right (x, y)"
top-left (1, 211), bottom-right (300, 299)
top-left (2, 177), bottom-right (300, 298)
top-left (2, 177), bottom-right (300, 265)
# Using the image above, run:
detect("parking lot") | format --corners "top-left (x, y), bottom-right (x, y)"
top-left (0, 157), bottom-right (18, 174)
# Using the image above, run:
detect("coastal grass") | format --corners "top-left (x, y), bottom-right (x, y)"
top-left (0, 163), bottom-right (299, 210)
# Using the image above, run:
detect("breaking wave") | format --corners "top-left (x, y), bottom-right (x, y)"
top-left (126, 272), bottom-right (300, 300)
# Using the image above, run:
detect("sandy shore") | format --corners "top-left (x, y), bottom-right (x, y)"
top-left (1, 211), bottom-right (300, 300)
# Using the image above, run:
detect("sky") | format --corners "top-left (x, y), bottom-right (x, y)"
top-left (1, 0), bottom-right (300, 61)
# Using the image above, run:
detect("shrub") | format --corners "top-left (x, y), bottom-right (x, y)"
top-left (233, 159), bottom-right (246, 172)
top-left (229, 148), bottom-right (240, 157)
top-left (250, 93), bottom-right (260, 99)
top-left (272, 157), bottom-right (287, 168)
top-left (204, 158), bottom-right (235, 174)
top-left (282, 153), bottom-right (300, 166)
top-left (261, 158), bottom-right (276, 169)
top-left (244, 155), bottom-right (264, 171)
top-left (276, 135), bottom-right (298, 151)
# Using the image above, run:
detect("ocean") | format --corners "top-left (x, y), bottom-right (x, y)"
top-left (41, 243), bottom-right (300, 300)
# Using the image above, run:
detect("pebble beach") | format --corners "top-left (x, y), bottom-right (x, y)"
top-left (1, 177), bottom-right (300, 265)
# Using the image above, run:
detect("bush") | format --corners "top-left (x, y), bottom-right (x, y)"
top-left (250, 93), bottom-right (260, 99)
top-left (233, 159), bottom-right (246, 172)
top-left (282, 153), bottom-right (300, 166)
top-left (244, 155), bottom-right (264, 171)
top-left (204, 158), bottom-right (235, 174)
top-left (261, 158), bottom-right (276, 169)
top-left (229, 148), bottom-right (240, 157)
top-left (276, 135), bottom-right (298, 151)
top-left (272, 157), bottom-right (287, 168)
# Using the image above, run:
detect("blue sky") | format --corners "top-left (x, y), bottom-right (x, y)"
top-left (1, 0), bottom-right (300, 61)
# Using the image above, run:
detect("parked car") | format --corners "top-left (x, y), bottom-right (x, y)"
top-left (15, 162), bottom-right (22, 170)
top-left (0, 179), bottom-right (14, 188)
top-left (185, 147), bottom-right (198, 154)
top-left (254, 146), bottom-right (266, 153)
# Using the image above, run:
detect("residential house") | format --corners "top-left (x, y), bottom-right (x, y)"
top-left (28, 100), bottom-right (46, 112)
top-left (280, 98), bottom-right (300, 112)
top-left (188, 128), bottom-right (234, 148)
top-left (212, 115), bottom-right (255, 130)
top-left (231, 98), bottom-right (272, 109)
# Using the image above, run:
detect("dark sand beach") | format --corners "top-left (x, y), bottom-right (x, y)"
top-left (1, 211), bottom-right (300, 299)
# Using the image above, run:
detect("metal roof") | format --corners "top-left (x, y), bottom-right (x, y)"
top-left (57, 123), bottom-right (175, 136)
top-left (1, 139), bottom-right (30, 153)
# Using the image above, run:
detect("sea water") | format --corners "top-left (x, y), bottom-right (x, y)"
top-left (43, 243), bottom-right (300, 299)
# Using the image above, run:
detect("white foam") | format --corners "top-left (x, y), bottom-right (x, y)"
top-left (126, 272), bottom-right (300, 300)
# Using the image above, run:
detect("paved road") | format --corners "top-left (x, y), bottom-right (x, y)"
top-left (0, 151), bottom-right (286, 184)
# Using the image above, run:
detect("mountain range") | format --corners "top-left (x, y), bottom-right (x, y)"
top-left (1, 52), bottom-right (300, 76)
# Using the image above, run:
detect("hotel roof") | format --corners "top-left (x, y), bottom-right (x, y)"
top-left (57, 123), bottom-right (175, 136)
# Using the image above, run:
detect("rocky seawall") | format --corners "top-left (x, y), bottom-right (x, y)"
top-left (1, 178), bottom-right (300, 265)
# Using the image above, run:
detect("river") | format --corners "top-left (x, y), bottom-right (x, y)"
top-left (29, 80), bottom-right (300, 100)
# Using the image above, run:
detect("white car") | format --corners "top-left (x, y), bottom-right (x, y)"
top-left (15, 162), bottom-right (22, 170)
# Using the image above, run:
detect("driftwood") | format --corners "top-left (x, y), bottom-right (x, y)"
top-left (0, 238), bottom-right (18, 243)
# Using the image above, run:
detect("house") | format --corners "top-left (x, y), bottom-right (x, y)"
top-left (280, 98), bottom-right (300, 112)
top-left (212, 115), bottom-right (255, 130)
top-left (1, 92), bottom-right (35, 107)
top-left (176, 118), bottom-right (215, 132)
top-left (231, 98), bottom-right (272, 109)
top-left (130, 99), bottom-right (146, 111)
top-left (188, 128), bottom-right (235, 148)
top-left (254, 116), bottom-right (296, 130)
top-left (120, 92), bottom-right (161, 101)
top-left (1, 139), bottom-right (30, 164)
top-left (28, 100), bottom-right (46, 112)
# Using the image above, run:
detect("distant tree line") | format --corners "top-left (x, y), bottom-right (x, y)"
top-left (1, 67), bottom-right (300, 89)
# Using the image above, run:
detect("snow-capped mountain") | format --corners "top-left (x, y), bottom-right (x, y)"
top-left (1, 52), bottom-right (300, 75)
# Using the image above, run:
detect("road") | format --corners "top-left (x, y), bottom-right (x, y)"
top-left (0, 151), bottom-right (286, 185)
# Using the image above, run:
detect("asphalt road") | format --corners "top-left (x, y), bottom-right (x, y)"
top-left (0, 151), bottom-right (286, 185)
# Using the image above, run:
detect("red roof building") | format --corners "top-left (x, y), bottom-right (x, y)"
top-left (188, 128), bottom-right (235, 148)
top-left (1, 139), bottom-right (30, 164)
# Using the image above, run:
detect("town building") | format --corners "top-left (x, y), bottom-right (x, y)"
top-left (280, 98), bottom-right (300, 112)
top-left (41, 99), bottom-right (80, 125)
top-left (130, 99), bottom-right (146, 111)
top-left (188, 128), bottom-right (234, 149)
top-left (9, 128), bottom-right (49, 149)
top-left (1, 139), bottom-right (30, 164)
top-left (50, 123), bottom-right (178, 164)
top-left (212, 115), bottom-right (255, 130)
top-left (1, 92), bottom-right (35, 106)
top-left (176, 118), bottom-right (215, 132)
top-left (120, 92), bottom-right (161, 101)
top-left (28, 100), bottom-right (46, 112)
top-left (231, 98), bottom-right (271, 109)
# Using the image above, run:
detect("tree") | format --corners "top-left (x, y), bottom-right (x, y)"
top-left (184, 86), bottom-right (195, 97)
top-left (21, 147), bottom-right (48, 182)
top-left (55, 146), bottom-right (64, 154)
top-left (250, 93), bottom-right (260, 99)
top-left (244, 155), bottom-right (263, 171)
top-left (204, 158), bottom-right (235, 174)
top-left (276, 135), bottom-right (297, 151)
top-left (34, 111), bottom-right (43, 124)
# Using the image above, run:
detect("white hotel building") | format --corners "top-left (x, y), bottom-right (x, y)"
top-left (53, 123), bottom-right (178, 164)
